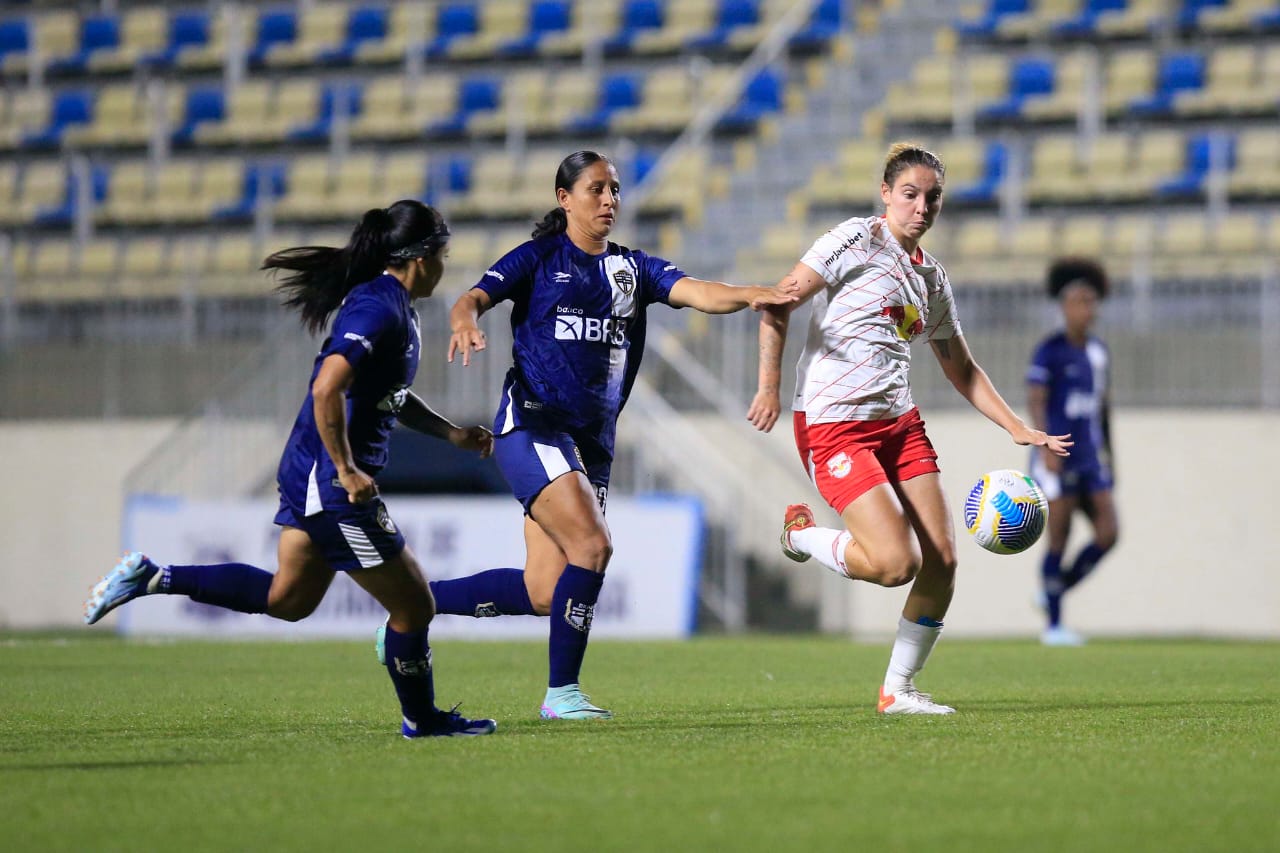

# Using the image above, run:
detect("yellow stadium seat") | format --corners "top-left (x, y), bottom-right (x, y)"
top-left (1175, 45), bottom-right (1257, 116)
top-left (2, 11), bottom-right (77, 76)
top-left (1076, 133), bottom-right (1133, 202)
top-left (144, 160), bottom-right (201, 224)
top-left (326, 154), bottom-right (383, 219)
top-left (1026, 134), bottom-right (1083, 203)
top-left (201, 234), bottom-right (262, 298)
top-left (448, 0), bottom-right (529, 60)
top-left (194, 80), bottom-right (272, 145)
top-left (265, 3), bottom-right (346, 66)
top-left (995, 0), bottom-right (1079, 41)
top-left (636, 147), bottom-right (713, 225)
top-left (540, 0), bottom-right (622, 57)
top-left (275, 155), bottom-right (334, 221)
top-left (1228, 128), bottom-right (1280, 198)
top-left (1022, 50), bottom-right (1093, 122)
top-left (88, 8), bottom-right (167, 73)
top-left (1095, 0), bottom-right (1165, 37)
top-left (182, 159), bottom-right (243, 222)
top-left (632, 0), bottom-right (716, 54)
top-left (532, 69), bottom-right (599, 134)
top-left (351, 75), bottom-right (411, 140)
top-left (381, 152), bottom-right (430, 201)
top-left (96, 159), bottom-right (148, 225)
top-left (1214, 212), bottom-right (1265, 277)
top-left (1106, 214), bottom-right (1156, 263)
top-left (885, 56), bottom-right (953, 124)
top-left (452, 152), bottom-right (521, 219)
top-left (1106, 130), bottom-right (1182, 201)
top-left (1230, 44), bottom-right (1280, 115)
top-left (179, 7), bottom-right (258, 71)
top-left (357, 2), bottom-right (434, 64)
top-left (1104, 49), bottom-right (1157, 116)
top-left (727, 0), bottom-right (796, 51)
top-left (0, 89), bottom-right (50, 151)
top-left (63, 83), bottom-right (140, 149)
top-left (1200, 0), bottom-right (1276, 34)
top-left (16, 238), bottom-right (73, 303)
top-left (12, 161), bottom-right (66, 226)
top-left (467, 70), bottom-right (552, 136)
top-left (1058, 217), bottom-right (1108, 257)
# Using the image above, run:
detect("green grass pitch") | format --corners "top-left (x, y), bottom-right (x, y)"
top-left (2, 635), bottom-right (1277, 852)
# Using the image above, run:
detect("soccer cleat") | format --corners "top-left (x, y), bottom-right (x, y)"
top-left (403, 705), bottom-right (498, 738)
top-left (375, 620), bottom-right (387, 665)
top-left (780, 503), bottom-right (816, 562)
top-left (1041, 625), bottom-right (1086, 647)
top-left (84, 552), bottom-right (160, 626)
top-left (540, 684), bottom-right (613, 720)
top-left (877, 684), bottom-right (956, 715)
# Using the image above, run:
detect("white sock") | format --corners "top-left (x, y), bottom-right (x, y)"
top-left (790, 526), bottom-right (852, 577)
top-left (883, 616), bottom-right (943, 691)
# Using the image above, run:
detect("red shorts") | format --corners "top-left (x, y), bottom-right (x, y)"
top-left (793, 407), bottom-right (940, 514)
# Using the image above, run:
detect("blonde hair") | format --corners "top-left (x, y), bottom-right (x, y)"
top-left (882, 142), bottom-right (946, 188)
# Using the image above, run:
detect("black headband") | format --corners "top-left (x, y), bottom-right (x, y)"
top-left (387, 222), bottom-right (450, 260)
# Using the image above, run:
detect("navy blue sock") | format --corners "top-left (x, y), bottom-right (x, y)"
top-left (1062, 542), bottom-right (1109, 591)
top-left (162, 563), bottom-right (272, 614)
top-left (1041, 551), bottom-right (1065, 628)
top-left (430, 569), bottom-right (535, 617)
top-left (547, 564), bottom-right (604, 689)
top-left (382, 624), bottom-right (437, 728)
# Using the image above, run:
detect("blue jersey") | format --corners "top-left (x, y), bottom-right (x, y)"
top-left (1027, 331), bottom-right (1110, 470)
top-left (277, 274), bottom-right (421, 515)
top-left (475, 233), bottom-right (686, 457)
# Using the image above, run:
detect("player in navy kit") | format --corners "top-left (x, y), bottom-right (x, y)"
top-left (84, 200), bottom-right (498, 738)
top-left (391, 150), bottom-right (798, 720)
top-left (1028, 258), bottom-right (1118, 647)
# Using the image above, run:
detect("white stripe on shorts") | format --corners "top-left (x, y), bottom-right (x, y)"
top-left (533, 442), bottom-right (572, 481)
top-left (338, 522), bottom-right (384, 569)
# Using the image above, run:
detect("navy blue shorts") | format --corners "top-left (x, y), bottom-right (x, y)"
top-left (274, 495), bottom-right (406, 572)
top-left (1029, 452), bottom-right (1114, 502)
top-left (493, 426), bottom-right (611, 514)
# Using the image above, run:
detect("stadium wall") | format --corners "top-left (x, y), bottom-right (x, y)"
top-left (1, 412), bottom-right (1276, 636)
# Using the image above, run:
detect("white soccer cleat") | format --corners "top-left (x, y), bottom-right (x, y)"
top-left (877, 684), bottom-right (956, 715)
top-left (1041, 625), bottom-right (1086, 647)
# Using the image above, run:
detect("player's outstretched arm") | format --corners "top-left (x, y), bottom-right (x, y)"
top-left (931, 335), bottom-right (1073, 457)
top-left (448, 288), bottom-right (493, 366)
top-left (667, 275), bottom-right (800, 314)
top-left (397, 391), bottom-right (494, 458)
top-left (747, 263), bottom-right (826, 432)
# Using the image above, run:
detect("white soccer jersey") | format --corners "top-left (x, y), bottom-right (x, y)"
top-left (794, 215), bottom-right (961, 423)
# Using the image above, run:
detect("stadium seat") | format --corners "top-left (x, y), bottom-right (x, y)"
top-left (804, 138), bottom-right (883, 210)
top-left (612, 66), bottom-right (713, 134)
top-left (429, 76), bottom-right (500, 135)
top-left (956, 0), bottom-right (1032, 39)
top-left (1226, 43), bottom-right (1280, 114)
top-left (538, 0), bottom-right (622, 57)
top-left (247, 9), bottom-right (298, 68)
top-left (178, 7), bottom-right (257, 71)
top-left (789, 0), bottom-right (843, 50)
top-left (977, 56), bottom-right (1055, 121)
top-left (1103, 48), bottom-right (1157, 116)
top-left (567, 73), bottom-right (643, 134)
top-left (985, 0), bottom-right (1076, 41)
top-left (1094, 0), bottom-right (1166, 37)
top-left (466, 70), bottom-right (552, 136)
top-left (1128, 52), bottom-right (1205, 117)
top-left (603, 0), bottom-right (665, 52)
top-left (0, 88), bottom-right (49, 150)
top-left (0, 18), bottom-right (29, 69)
top-left (3, 11), bottom-right (77, 77)
top-left (120, 236), bottom-right (176, 300)
top-left (885, 56), bottom-right (954, 125)
top-left (687, 0), bottom-right (761, 51)
top-left (716, 67), bottom-right (784, 133)
top-left (1156, 132), bottom-right (1234, 199)
top-left (325, 154), bottom-right (383, 219)
top-left (944, 139), bottom-right (1007, 205)
top-left (530, 68), bottom-right (600, 133)
top-left (171, 86), bottom-right (225, 147)
top-left (20, 89), bottom-right (93, 149)
top-left (1051, 0), bottom-right (1128, 38)
top-left (632, 0), bottom-right (717, 55)
top-left (212, 162), bottom-right (288, 223)
top-left (723, 0), bottom-right (796, 51)
top-left (356, 1), bottom-right (433, 64)
top-left (244, 78), bottom-right (317, 144)
top-left (88, 7), bottom-right (166, 73)
top-left (425, 2), bottom-right (480, 58)
top-left (1026, 134), bottom-right (1083, 203)
top-left (44, 13), bottom-right (120, 76)
top-left (3, 160), bottom-right (62, 227)
top-left (380, 151), bottom-right (431, 203)
top-left (34, 163), bottom-right (108, 228)
top-left (139, 10), bottom-right (210, 70)
top-left (1173, 45), bottom-right (1256, 116)
top-left (1227, 127), bottom-right (1280, 198)
top-left (498, 0), bottom-right (571, 57)
top-left (264, 3), bottom-right (345, 67)
top-left (274, 154), bottom-right (335, 221)
top-left (287, 82), bottom-right (363, 143)
top-left (1104, 129), bottom-right (1181, 200)
top-left (1057, 216), bottom-right (1108, 256)
top-left (1199, 0), bottom-right (1278, 34)
top-left (1021, 50), bottom-right (1092, 121)
top-left (731, 220), bottom-right (812, 284)
top-left (448, 0), bottom-right (530, 59)
top-left (1213, 212), bottom-right (1266, 276)
top-left (193, 80), bottom-right (271, 145)
top-left (450, 152), bottom-right (521, 219)
top-left (636, 146), bottom-right (714, 224)
top-left (61, 82), bottom-right (144, 148)
top-left (317, 5), bottom-right (390, 65)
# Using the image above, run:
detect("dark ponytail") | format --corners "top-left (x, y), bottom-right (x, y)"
top-left (265, 200), bottom-right (448, 334)
top-left (531, 149), bottom-right (613, 240)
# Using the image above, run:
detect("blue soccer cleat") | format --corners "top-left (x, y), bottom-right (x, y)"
top-left (540, 684), bottom-right (612, 720)
top-left (375, 619), bottom-right (387, 665)
top-left (403, 706), bottom-right (498, 738)
top-left (84, 552), bottom-right (160, 626)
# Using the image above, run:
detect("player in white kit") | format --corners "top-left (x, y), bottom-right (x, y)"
top-left (748, 142), bottom-right (1072, 714)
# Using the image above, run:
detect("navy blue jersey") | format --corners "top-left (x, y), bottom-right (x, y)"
top-left (475, 233), bottom-right (686, 456)
top-left (277, 274), bottom-right (421, 515)
top-left (1027, 331), bottom-right (1110, 469)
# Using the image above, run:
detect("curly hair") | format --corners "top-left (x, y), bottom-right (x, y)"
top-left (1047, 257), bottom-right (1109, 300)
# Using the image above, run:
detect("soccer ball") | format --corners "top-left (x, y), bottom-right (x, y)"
top-left (963, 469), bottom-right (1049, 555)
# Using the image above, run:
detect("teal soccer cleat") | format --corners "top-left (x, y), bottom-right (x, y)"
top-left (540, 684), bottom-right (613, 720)
top-left (84, 552), bottom-right (159, 625)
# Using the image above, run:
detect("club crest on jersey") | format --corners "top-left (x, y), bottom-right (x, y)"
top-left (377, 504), bottom-right (397, 534)
top-left (827, 452), bottom-right (853, 479)
top-left (881, 301), bottom-right (924, 341)
top-left (612, 269), bottom-right (635, 295)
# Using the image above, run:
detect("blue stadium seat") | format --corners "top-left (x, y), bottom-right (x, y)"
top-left (632, 148), bottom-right (661, 185)
top-left (171, 86), bottom-right (225, 147)
top-left (140, 12), bottom-right (210, 69)
top-left (688, 0), bottom-right (760, 51)
top-left (0, 18), bottom-right (30, 66)
top-left (1256, 6), bottom-right (1280, 30)
top-left (46, 14), bottom-right (120, 76)
top-left (603, 0), bottom-right (664, 52)
top-left (978, 57), bottom-right (1055, 121)
top-left (790, 0), bottom-right (843, 51)
top-left (947, 141), bottom-right (1008, 204)
top-left (956, 0), bottom-right (1029, 39)
top-left (1129, 52), bottom-right (1205, 116)
top-left (1053, 0), bottom-right (1129, 38)
top-left (317, 6), bottom-right (388, 65)
top-left (247, 10), bottom-right (297, 67)
top-left (500, 0), bottom-right (571, 58)
top-left (427, 156), bottom-right (471, 202)
top-left (716, 67), bottom-right (782, 132)
top-left (1157, 132), bottom-right (1235, 198)
top-left (21, 89), bottom-right (93, 149)
top-left (213, 162), bottom-right (288, 222)
top-left (429, 76), bottom-right (499, 135)
top-left (287, 83), bottom-right (363, 142)
top-left (35, 163), bottom-right (109, 227)
top-left (426, 3), bottom-right (479, 59)
top-left (568, 73), bottom-right (642, 134)
top-left (1178, 0), bottom-right (1228, 29)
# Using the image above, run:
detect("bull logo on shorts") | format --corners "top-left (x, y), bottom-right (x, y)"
top-left (376, 504), bottom-right (397, 534)
top-left (827, 452), bottom-right (853, 479)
